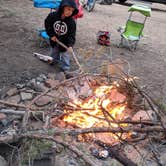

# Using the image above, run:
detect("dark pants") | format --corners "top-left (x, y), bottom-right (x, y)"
top-left (50, 47), bottom-right (70, 71)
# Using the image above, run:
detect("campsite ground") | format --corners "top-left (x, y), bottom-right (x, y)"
top-left (0, 0), bottom-right (166, 102)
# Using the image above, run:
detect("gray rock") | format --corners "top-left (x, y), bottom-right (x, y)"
top-left (0, 119), bottom-right (8, 126)
top-left (26, 78), bottom-right (36, 87)
top-left (55, 72), bottom-right (66, 82)
top-left (0, 113), bottom-right (7, 121)
top-left (20, 92), bottom-right (33, 101)
top-left (159, 153), bottom-right (166, 165)
top-left (48, 73), bottom-right (57, 80)
top-left (35, 96), bottom-right (52, 107)
top-left (0, 87), bottom-right (9, 99)
top-left (26, 79), bottom-right (46, 92)
top-left (6, 88), bottom-right (18, 97)
top-left (16, 83), bottom-right (25, 89)
top-left (6, 95), bottom-right (20, 104)
top-left (36, 74), bottom-right (47, 82)
top-left (54, 154), bottom-right (81, 166)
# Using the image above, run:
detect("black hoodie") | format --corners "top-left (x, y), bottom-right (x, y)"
top-left (45, 0), bottom-right (79, 52)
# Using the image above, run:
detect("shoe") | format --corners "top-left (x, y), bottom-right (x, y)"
top-left (64, 71), bottom-right (75, 79)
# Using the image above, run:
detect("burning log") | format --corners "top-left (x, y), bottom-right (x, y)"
top-left (56, 126), bottom-right (166, 135)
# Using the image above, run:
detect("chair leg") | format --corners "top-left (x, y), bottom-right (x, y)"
top-left (134, 41), bottom-right (139, 50)
top-left (128, 40), bottom-right (138, 51)
top-left (118, 37), bottom-right (124, 48)
top-left (39, 39), bottom-right (50, 48)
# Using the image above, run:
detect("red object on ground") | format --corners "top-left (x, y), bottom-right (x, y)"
top-left (97, 31), bottom-right (111, 46)
top-left (73, 0), bottom-right (84, 19)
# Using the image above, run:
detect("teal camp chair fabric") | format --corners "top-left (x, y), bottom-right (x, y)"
top-left (39, 30), bottom-right (49, 39)
top-left (34, 0), bottom-right (61, 9)
top-left (38, 29), bottom-right (50, 47)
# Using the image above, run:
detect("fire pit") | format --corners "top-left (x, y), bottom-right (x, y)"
top-left (0, 71), bottom-right (165, 166)
top-left (49, 74), bottom-right (146, 144)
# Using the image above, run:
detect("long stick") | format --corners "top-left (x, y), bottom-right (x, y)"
top-left (55, 39), bottom-right (84, 73)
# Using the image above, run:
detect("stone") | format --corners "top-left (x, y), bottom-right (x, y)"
top-left (27, 79), bottom-right (47, 92)
top-left (36, 74), bottom-right (47, 82)
top-left (33, 83), bottom-right (48, 92)
top-left (55, 72), bottom-right (66, 82)
top-left (16, 83), bottom-right (25, 89)
top-left (28, 78), bottom-right (36, 86)
top-left (124, 145), bottom-right (147, 165)
top-left (159, 152), bottom-right (166, 165)
top-left (20, 92), bottom-right (33, 101)
top-left (132, 110), bottom-right (154, 121)
top-left (0, 155), bottom-right (7, 166)
top-left (108, 88), bottom-right (126, 103)
top-left (44, 79), bottom-right (60, 88)
top-left (0, 113), bottom-right (7, 121)
top-left (35, 84), bottom-right (47, 92)
top-left (99, 150), bottom-right (109, 159)
top-left (6, 87), bottom-right (18, 96)
top-left (6, 95), bottom-right (20, 103)
top-left (0, 87), bottom-right (9, 99)
top-left (48, 73), bottom-right (56, 80)
top-left (54, 153), bottom-right (81, 166)
top-left (35, 96), bottom-right (52, 107)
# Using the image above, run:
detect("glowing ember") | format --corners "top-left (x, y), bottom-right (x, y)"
top-left (63, 85), bottom-right (127, 129)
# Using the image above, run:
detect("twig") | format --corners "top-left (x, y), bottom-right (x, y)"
top-left (148, 138), bottom-right (163, 166)
top-left (0, 100), bottom-right (27, 108)
top-left (131, 80), bottom-right (166, 130)
top-left (0, 109), bottom-right (25, 115)
top-left (54, 126), bottom-right (166, 136)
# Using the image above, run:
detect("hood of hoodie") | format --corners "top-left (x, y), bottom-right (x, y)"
top-left (58, 0), bottom-right (79, 17)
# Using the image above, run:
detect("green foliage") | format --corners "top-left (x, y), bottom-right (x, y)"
top-left (160, 103), bottom-right (166, 113)
top-left (155, 100), bottom-right (166, 114)
top-left (21, 138), bottom-right (53, 164)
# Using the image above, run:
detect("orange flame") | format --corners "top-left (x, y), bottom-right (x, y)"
top-left (63, 85), bottom-right (127, 129)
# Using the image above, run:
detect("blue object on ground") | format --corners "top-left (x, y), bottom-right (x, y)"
top-left (33, 0), bottom-right (61, 9)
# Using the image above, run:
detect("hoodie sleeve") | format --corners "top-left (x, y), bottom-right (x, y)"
top-left (44, 12), bottom-right (56, 38)
top-left (66, 19), bottom-right (76, 47)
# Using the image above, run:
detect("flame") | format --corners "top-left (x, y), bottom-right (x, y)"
top-left (63, 85), bottom-right (127, 129)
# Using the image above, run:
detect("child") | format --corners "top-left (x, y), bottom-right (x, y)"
top-left (45, 0), bottom-right (78, 73)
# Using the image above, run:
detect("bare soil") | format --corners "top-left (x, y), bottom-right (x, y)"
top-left (0, 0), bottom-right (166, 102)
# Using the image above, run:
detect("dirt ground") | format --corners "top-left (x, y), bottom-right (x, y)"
top-left (0, 0), bottom-right (166, 102)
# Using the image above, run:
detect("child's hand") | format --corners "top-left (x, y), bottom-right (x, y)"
top-left (68, 47), bottom-right (73, 53)
top-left (51, 36), bottom-right (57, 42)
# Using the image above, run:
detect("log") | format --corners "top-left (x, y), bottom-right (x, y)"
top-left (52, 126), bottom-right (166, 136)
top-left (96, 140), bottom-right (137, 166)
top-left (0, 100), bottom-right (27, 108)
top-left (0, 109), bottom-right (44, 120)
top-left (0, 109), bottom-right (25, 115)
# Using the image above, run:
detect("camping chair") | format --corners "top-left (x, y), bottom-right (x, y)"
top-left (118, 4), bottom-right (151, 51)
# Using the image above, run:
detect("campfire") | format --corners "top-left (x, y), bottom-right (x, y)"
top-left (64, 85), bottom-right (126, 128)
top-left (48, 75), bottom-right (138, 146)
top-left (62, 83), bottom-right (129, 144)
top-left (0, 71), bottom-right (165, 166)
